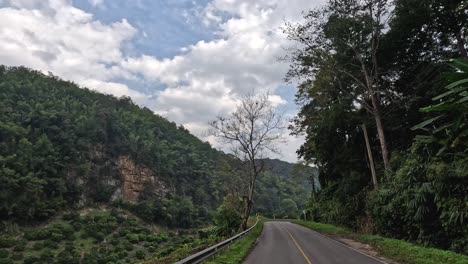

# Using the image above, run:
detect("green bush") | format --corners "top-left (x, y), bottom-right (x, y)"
top-left (158, 234), bottom-right (168, 242)
top-left (135, 249), bottom-right (145, 260)
top-left (51, 232), bottom-right (65, 242)
top-left (72, 222), bottom-right (81, 231)
top-left (0, 236), bottom-right (15, 248)
top-left (50, 223), bottom-right (75, 239)
top-left (24, 229), bottom-right (50, 241)
top-left (83, 215), bottom-right (118, 237)
top-left (368, 146), bottom-right (468, 254)
top-left (32, 242), bottom-right (44, 250)
top-left (0, 259), bottom-right (13, 264)
top-left (214, 195), bottom-right (243, 236)
top-left (13, 240), bottom-right (26, 252)
top-left (93, 232), bottom-right (105, 242)
top-left (118, 229), bottom-right (129, 237)
top-left (40, 250), bottom-right (55, 262)
top-left (123, 242), bottom-right (133, 251)
top-left (23, 255), bottom-right (40, 264)
top-left (125, 234), bottom-right (139, 243)
top-left (43, 239), bottom-right (59, 249)
top-left (147, 245), bottom-right (157, 253)
top-left (62, 212), bottom-right (80, 221)
top-left (11, 252), bottom-right (23, 260)
top-left (56, 247), bottom-right (80, 264)
top-left (0, 249), bottom-right (8, 258)
top-left (110, 238), bottom-right (120, 246)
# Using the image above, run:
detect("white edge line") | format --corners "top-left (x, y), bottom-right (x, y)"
top-left (288, 222), bottom-right (389, 264)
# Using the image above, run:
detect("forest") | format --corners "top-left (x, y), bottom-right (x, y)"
top-left (285, 0), bottom-right (467, 255)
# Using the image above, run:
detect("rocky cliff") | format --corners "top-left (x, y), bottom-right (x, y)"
top-left (115, 156), bottom-right (169, 203)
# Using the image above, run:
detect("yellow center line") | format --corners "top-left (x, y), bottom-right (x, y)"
top-left (286, 229), bottom-right (313, 264)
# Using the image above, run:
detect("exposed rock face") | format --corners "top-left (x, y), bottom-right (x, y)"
top-left (116, 156), bottom-right (168, 203)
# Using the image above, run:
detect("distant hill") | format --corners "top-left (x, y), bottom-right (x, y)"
top-left (253, 158), bottom-right (318, 218)
top-left (262, 158), bottom-right (318, 184)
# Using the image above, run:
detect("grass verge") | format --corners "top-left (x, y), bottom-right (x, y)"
top-left (204, 220), bottom-right (264, 264)
top-left (292, 220), bottom-right (468, 264)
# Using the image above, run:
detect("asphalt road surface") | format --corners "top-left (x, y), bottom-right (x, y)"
top-left (243, 221), bottom-right (385, 264)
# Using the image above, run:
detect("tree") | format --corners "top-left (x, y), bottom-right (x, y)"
top-left (280, 198), bottom-right (298, 218)
top-left (210, 93), bottom-right (284, 230)
top-left (285, 0), bottom-right (393, 170)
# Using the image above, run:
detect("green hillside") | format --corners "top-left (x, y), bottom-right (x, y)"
top-left (0, 66), bottom-right (230, 228)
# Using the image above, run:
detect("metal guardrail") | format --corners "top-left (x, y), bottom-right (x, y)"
top-left (174, 219), bottom-right (260, 264)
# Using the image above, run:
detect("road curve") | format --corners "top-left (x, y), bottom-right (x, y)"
top-left (243, 221), bottom-right (385, 264)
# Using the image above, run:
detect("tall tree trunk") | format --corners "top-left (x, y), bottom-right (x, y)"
top-left (455, 32), bottom-right (467, 58)
top-left (240, 173), bottom-right (256, 231)
top-left (362, 124), bottom-right (378, 188)
top-left (370, 94), bottom-right (390, 170)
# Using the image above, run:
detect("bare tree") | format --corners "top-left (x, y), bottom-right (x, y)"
top-left (209, 93), bottom-right (284, 230)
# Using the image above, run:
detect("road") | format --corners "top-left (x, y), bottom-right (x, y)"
top-left (243, 221), bottom-right (385, 264)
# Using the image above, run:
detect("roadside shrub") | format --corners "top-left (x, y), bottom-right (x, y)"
top-left (214, 195), bottom-right (243, 236)
top-left (368, 147), bottom-right (468, 254)
top-left (198, 227), bottom-right (215, 239)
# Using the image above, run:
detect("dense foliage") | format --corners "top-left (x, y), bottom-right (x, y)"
top-left (286, 0), bottom-right (467, 254)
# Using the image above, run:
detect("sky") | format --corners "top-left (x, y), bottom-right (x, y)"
top-left (0, 0), bottom-right (325, 162)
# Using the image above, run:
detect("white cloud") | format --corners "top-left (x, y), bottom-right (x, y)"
top-left (0, 0), bottom-right (325, 162)
top-left (0, 0), bottom-right (138, 95)
top-left (88, 0), bottom-right (104, 7)
top-left (81, 79), bottom-right (146, 99)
